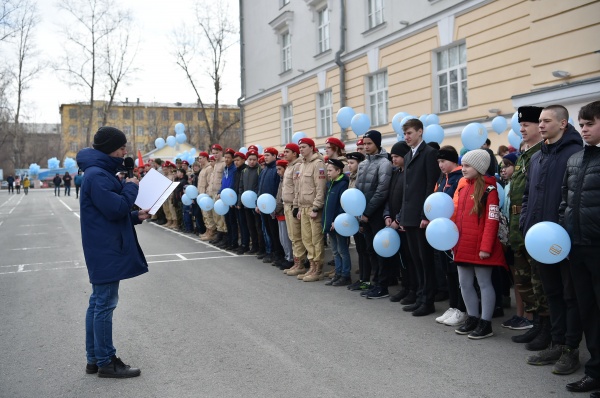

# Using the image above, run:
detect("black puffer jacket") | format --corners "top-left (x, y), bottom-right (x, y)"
top-left (520, 124), bottom-right (583, 234)
top-left (559, 145), bottom-right (600, 245)
top-left (383, 166), bottom-right (404, 224)
top-left (355, 148), bottom-right (392, 218)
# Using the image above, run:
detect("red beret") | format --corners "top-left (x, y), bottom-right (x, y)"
top-left (264, 147), bottom-right (278, 156)
top-left (298, 137), bottom-right (315, 148)
top-left (224, 147), bottom-right (235, 156)
top-left (285, 143), bottom-right (300, 154)
top-left (323, 156), bottom-right (329, 163)
top-left (276, 160), bottom-right (288, 168)
top-left (246, 150), bottom-right (258, 157)
top-left (209, 155), bottom-right (215, 161)
top-left (234, 151), bottom-right (246, 159)
top-left (357, 139), bottom-right (364, 146)
top-left (181, 160), bottom-right (189, 165)
top-left (247, 145), bottom-right (258, 152)
top-left (258, 155), bottom-right (265, 164)
top-left (163, 161), bottom-right (173, 167)
top-left (326, 137), bottom-right (345, 150)
top-left (198, 151), bottom-right (209, 158)
top-left (211, 144), bottom-right (223, 151)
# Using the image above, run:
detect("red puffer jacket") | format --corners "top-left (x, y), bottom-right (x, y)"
top-left (453, 176), bottom-right (507, 268)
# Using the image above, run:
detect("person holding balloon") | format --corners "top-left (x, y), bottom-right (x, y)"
top-left (559, 100), bottom-right (600, 395)
top-left (452, 149), bottom-right (507, 339)
top-left (520, 105), bottom-right (583, 374)
top-left (233, 152), bottom-right (250, 254)
top-left (274, 159), bottom-right (294, 270)
top-left (344, 152), bottom-right (368, 290)
top-left (197, 152), bottom-right (216, 241)
top-left (216, 148), bottom-right (238, 250)
top-left (207, 144), bottom-right (228, 246)
top-left (238, 150), bottom-right (265, 257)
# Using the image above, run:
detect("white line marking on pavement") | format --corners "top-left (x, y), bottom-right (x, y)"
top-left (176, 254), bottom-right (187, 260)
top-left (16, 232), bottom-right (48, 236)
top-left (59, 199), bottom-right (73, 211)
top-left (10, 246), bottom-right (60, 251)
top-left (148, 222), bottom-right (235, 255)
top-left (0, 265), bottom-right (86, 275)
top-left (0, 260), bottom-right (78, 268)
top-left (147, 255), bottom-right (241, 264)
top-left (8, 195), bottom-right (25, 214)
top-left (17, 264), bottom-right (25, 272)
top-left (0, 196), bottom-right (15, 207)
top-left (145, 250), bottom-right (222, 257)
top-left (17, 224), bottom-right (49, 227)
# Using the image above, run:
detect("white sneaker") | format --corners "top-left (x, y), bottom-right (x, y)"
top-left (436, 308), bottom-right (456, 324)
top-left (443, 309), bottom-right (467, 326)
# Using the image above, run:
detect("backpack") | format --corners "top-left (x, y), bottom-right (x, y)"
top-left (481, 185), bottom-right (509, 245)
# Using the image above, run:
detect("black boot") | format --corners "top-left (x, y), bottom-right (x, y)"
top-left (97, 356), bottom-right (141, 378)
top-left (512, 313), bottom-right (541, 344)
top-left (209, 232), bottom-right (224, 245)
top-left (455, 316), bottom-right (480, 335)
top-left (525, 316), bottom-right (552, 351)
top-left (400, 290), bottom-right (417, 305)
top-left (468, 319), bottom-right (494, 339)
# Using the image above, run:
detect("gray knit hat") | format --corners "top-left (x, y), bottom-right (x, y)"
top-left (461, 149), bottom-right (490, 175)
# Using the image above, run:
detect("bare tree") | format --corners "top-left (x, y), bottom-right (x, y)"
top-left (0, 0), bottom-right (19, 42)
top-left (173, 0), bottom-right (240, 147)
top-left (55, 0), bottom-right (130, 147)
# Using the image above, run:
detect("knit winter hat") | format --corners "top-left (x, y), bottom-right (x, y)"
top-left (390, 141), bottom-right (410, 157)
top-left (461, 149), bottom-right (490, 175)
top-left (363, 130), bottom-right (382, 149)
top-left (93, 127), bottom-right (127, 154)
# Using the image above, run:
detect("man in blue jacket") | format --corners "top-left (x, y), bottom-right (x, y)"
top-left (256, 147), bottom-right (284, 265)
top-left (76, 126), bottom-right (150, 378)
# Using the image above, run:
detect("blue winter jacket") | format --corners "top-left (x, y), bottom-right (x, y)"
top-left (220, 162), bottom-right (237, 193)
top-left (74, 174), bottom-right (84, 187)
top-left (322, 174), bottom-right (349, 234)
top-left (257, 160), bottom-right (280, 197)
top-left (76, 148), bottom-right (148, 284)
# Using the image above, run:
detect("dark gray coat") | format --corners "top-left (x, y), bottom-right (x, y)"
top-left (355, 147), bottom-right (392, 218)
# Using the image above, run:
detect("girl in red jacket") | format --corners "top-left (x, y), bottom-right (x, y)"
top-left (453, 149), bottom-right (507, 340)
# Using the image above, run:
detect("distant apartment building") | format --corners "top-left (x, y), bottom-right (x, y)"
top-left (239, 0), bottom-right (600, 150)
top-left (59, 99), bottom-right (241, 158)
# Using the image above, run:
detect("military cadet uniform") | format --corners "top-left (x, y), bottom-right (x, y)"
top-left (207, 145), bottom-right (228, 243)
top-left (197, 152), bottom-right (215, 241)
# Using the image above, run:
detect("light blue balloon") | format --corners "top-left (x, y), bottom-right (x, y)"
top-left (154, 138), bottom-right (165, 149)
top-left (397, 132), bottom-right (405, 142)
top-left (176, 133), bottom-right (187, 144)
top-left (392, 112), bottom-right (409, 134)
top-left (199, 196), bottom-right (214, 211)
top-left (511, 111), bottom-right (521, 136)
top-left (336, 107), bottom-right (355, 129)
top-left (190, 148), bottom-right (196, 155)
top-left (239, 147), bottom-right (248, 155)
top-left (350, 113), bottom-right (371, 136)
top-left (257, 193), bottom-right (276, 214)
top-left (461, 122), bottom-right (488, 150)
top-left (525, 221), bottom-right (571, 264)
top-left (185, 185), bottom-right (199, 199)
top-left (241, 190), bottom-right (257, 208)
top-left (568, 117), bottom-right (574, 126)
top-left (419, 114), bottom-right (428, 125)
top-left (426, 218), bottom-right (459, 251)
top-left (166, 136), bottom-right (176, 147)
top-left (426, 114), bottom-right (440, 126)
top-left (340, 188), bottom-right (366, 217)
top-left (174, 122), bottom-right (185, 135)
top-left (64, 157), bottom-right (76, 169)
top-left (492, 116), bottom-right (508, 134)
top-left (256, 144), bottom-right (264, 154)
top-left (508, 130), bottom-right (522, 149)
top-left (496, 183), bottom-right (505, 208)
top-left (334, 213), bottom-right (359, 237)
top-left (373, 228), bottom-right (401, 257)
top-left (424, 124), bottom-right (444, 144)
top-left (181, 194), bottom-right (193, 206)
top-left (213, 199), bottom-right (229, 215)
top-left (423, 192), bottom-right (455, 221)
top-left (400, 115), bottom-right (417, 129)
top-left (220, 188), bottom-right (237, 206)
top-left (292, 131), bottom-right (307, 144)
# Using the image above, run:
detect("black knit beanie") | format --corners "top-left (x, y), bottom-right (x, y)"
top-left (390, 141), bottom-right (410, 157)
top-left (93, 126), bottom-right (127, 154)
top-left (363, 130), bottom-right (382, 149)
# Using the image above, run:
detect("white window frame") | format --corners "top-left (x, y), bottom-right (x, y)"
top-left (317, 7), bottom-right (330, 54)
top-left (70, 142), bottom-right (78, 152)
top-left (367, 71), bottom-right (388, 126)
top-left (282, 103), bottom-right (293, 144)
top-left (281, 31), bottom-right (292, 73)
top-left (368, 0), bottom-right (384, 29)
top-left (317, 90), bottom-right (333, 138)
top-left (434, 41), bottom-right (468, 113)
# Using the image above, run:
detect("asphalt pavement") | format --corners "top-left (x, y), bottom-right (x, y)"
top-left (0, 189), bottom-right (586, 397)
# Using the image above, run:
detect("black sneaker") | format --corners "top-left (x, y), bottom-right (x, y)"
top-left (366, 286), bottom-right (390, 299)
top-left (468, 319), bottom-right (494, 339)
top-left (97, 356), bottom-right (141, 378)
top-left (262, 254), bottom-right (273, 263)
top-left (247, 247), bottom-right (259, 254)
top-left (347, 280), bottom-right (363, 291)
top-left (85, 363), bottom-right (98, 374)
top-left (332, 276), bottom-right (352, 287)
top-left (360, 285), bottom-right (377, 297)
top-left (455, 316), bottom-right (479, 335)
top-left (325, 274), bottom-right (341, 286)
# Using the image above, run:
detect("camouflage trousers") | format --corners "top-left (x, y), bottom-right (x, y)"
top-left (512, 243), bottom-right (549, 315)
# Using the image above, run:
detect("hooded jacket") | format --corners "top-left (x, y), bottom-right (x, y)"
top-left (257, 160), bottom-right (280, 197)
top-left (520, 124), bottom-right (583, 235)
top-left (322, 174), bottom-right (349, 234)
top-left (76, 148), bottom-right (148, 284)
top-left (453, 175), bottom-right (507, 268)
top-left (435, 166), bottom-right (463, 198)
top-left (355, 147), bottom-right (392, 218)
top-left (220, 162), bottom-right (237, 193)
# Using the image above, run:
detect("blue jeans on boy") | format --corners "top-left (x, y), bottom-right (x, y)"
top-left (86, 281), bottom-right (120, 367)
top-left (182, 204), bottom-right (193, 232)
top-left (330, 231), bottom-right (351, 277)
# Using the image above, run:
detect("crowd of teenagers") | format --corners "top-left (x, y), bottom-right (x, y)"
top-left (134, 101), bottom-right (599, 396)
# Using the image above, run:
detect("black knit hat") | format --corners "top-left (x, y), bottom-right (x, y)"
top-left (363, 130), bottom-right (382, 149)
top-left (437, 147), bottom-right (459, 164)
top-left (93, 127), bottom-right (127, 154)
top-left (346, 152), bottom-right (365, 162)
top-left (390, 141), bottom-right (410, 157)
top-left (518, 106), bottom-right (544, 124)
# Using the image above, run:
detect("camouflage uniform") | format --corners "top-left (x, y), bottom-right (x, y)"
top-left (508, 141), bottom-right (548, 315)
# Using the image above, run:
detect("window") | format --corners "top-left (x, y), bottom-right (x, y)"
top-left (109, 110), bottom-right (117, 119)
top-left (281, 31), bottom-right (291, 72)
top-left (186, 111), bottom-right (193, 121)
top-left (317, 91), bottom-right (332, 137)
top-left (282, 104), bottom-right (293, 144)
top-left (223, 112), bottom-right (230, 122)
top-left (82, 127), bottom-right (88, 137)
top-left (318, 8), bottom-right (330, 53)
top-left (161, 110), bottom-right (169, 121)
top-left (69, 126), bottom-right (77, 136)
top-left (161, 127), bottom-right (168, 136)
top-left (174, 111), bottom-right (182, 121)
top-left (137, 126), bottom-right (144, 136)
top-left (280, 0), bottom-right (289, 7)
top-left (136, 143), bottom-right (145, 152)
top-left (148, 110), bottom-right (157, 120)
top-left (436, 42), bottom-right (467, 112)
top-left (70, 142), bottom-right (78, 152)
top-left (198, 111), bottom-right (206, 121)
top-left (96, 107), bottom-right (104, 119)
top-left (368, 0), bottom-right (384, 29)
top-left (83, 109), bottom-right (91, 118)
top-left (123, 125), bottom-right (131, 135)
top-left (149, 126), bottom-right (157, 135)
top-left (234, 112), bottom-right (240, 120)
top-left (123, 109), bottom-right (131, 119)
top-left (368, 71), bottom-right (388, 126)
top-left (135, 110), bottom-right (144, 120)
top-left (69, 109), bottom-right (78, 119)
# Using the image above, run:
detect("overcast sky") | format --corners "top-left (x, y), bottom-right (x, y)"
top-left (12, 0), bottom-right (241, 124)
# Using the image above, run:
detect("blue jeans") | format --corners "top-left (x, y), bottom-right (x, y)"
top-left (182, 204), bottom-right (193, 232)
top-left (54, 186), bottom-right (60, 196)
top-left (64, 186), bottom-right (71, 196)
top-left (330, 231), bottom-right (351, 277)
top-left (86, 281), bottom-right (120, 367)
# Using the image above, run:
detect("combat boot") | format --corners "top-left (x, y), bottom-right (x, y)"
top-left (200, 229), bottom-right (216, 241)
top-left (526, 316), bottom-right (552, 351)
top-left (512, 313), bottom-right (541, 344)
top-left (284, 257), bottom-right (299, 274)
top-left (287, 258), bottom-right (307, 276)
top-left (303, 261), bottom-right (324, 282)
top-left (298, 260), bottom-right (315, 280)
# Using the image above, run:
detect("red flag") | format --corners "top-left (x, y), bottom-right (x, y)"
top-left (137, 150), bottom-right (144, 167)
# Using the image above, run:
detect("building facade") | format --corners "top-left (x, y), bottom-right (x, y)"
top-left (59, 100), bottom-right (241, 159)
top-left (239, 0), bottom-right (600, 151)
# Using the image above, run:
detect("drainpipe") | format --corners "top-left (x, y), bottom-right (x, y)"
top-left (335, 0), bottom-right (347, 141)
top-left (237, 0), bottom-right (246, 148)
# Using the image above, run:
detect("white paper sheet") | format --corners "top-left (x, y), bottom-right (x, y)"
top-left (134, 169), bottom-right (180, 215)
